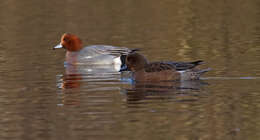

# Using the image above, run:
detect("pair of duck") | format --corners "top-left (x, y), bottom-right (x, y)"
top-left (54, 33), bottom-right (211, 82)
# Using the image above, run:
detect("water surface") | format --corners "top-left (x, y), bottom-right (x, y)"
top-left (0, 0), bottom-right (260, 140)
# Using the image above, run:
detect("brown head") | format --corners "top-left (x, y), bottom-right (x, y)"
top-left (53, 33), bottom-right (83, 52)
top-left (124, 53), bottom-right (149, 72)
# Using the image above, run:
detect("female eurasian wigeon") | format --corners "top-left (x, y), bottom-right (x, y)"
top-left (120, 53), bottom-right (211, 81)
top-left (53, 33), bottom-right (138, 66)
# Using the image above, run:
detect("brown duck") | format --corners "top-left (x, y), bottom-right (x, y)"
top-left (120, 53), bottom-right (211, 82)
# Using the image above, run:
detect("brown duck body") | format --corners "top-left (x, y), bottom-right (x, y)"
top-left (133, 69), bottom-right (181, 81)
top-left (121, 53), bottom-right (210, 82)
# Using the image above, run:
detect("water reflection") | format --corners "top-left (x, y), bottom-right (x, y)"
top-left (56, 64), bottom-right (123, 106)
top-left (56, 64), bottom-right (210, 107)
top-left (122, 80), bottom-right (209, 103)
top-left (0, 0), bottom-right (259, 139)
top-left (58, 64), bottom-right (121, 89)
top-left (61, 74), bottom-right (82, 89)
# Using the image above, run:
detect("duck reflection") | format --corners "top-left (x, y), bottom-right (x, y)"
top-left (61, 73), bottom-right (82, 89)
top-left (58, 64), bottom-right (121, 89)
top-left (56, 64), bottom-right (122, 106)
top-left (121, 80), bottom-right (209, 102)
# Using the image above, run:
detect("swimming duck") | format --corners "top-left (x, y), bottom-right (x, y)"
top-left (120, 52), bottom-right (211, 81)
top-left (53, 33), bottom-right (138, 67)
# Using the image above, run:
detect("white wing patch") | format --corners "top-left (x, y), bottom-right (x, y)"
top-left (85, 56), bottom-right (92, 59)
top-left (178, 70), bottom-right (186, 81)
top-left (113, 57), bottom-right (122, 65)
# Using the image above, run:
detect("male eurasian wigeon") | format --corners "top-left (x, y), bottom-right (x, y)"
top-left (53, 33), bottom-right (138, 66)
top-left (120, 53), bottom-right (211, 81)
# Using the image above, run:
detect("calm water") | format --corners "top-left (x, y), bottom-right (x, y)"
top-left (0, 0), bottom-right (260, 140)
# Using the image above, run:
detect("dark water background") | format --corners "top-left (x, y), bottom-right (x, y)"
top-left (0, 0), bottom-right (260, 140)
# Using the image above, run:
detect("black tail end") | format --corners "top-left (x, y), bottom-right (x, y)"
top-left (130, 48), bottom-right (140, 53)
top-left (191, 60), bottom-right (204, 65)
